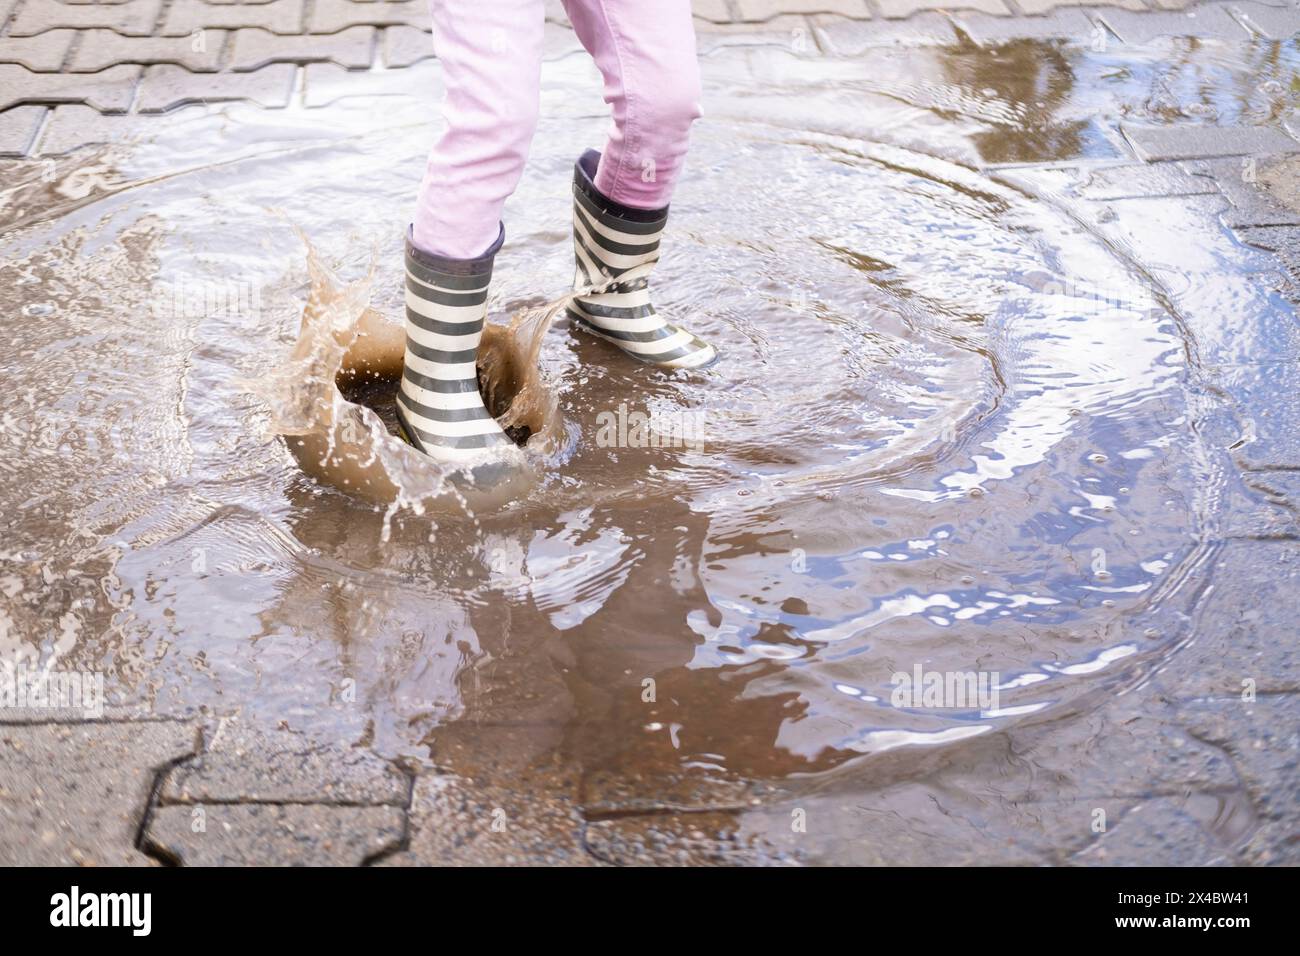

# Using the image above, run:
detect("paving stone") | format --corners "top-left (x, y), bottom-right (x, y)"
top-left (1242, 369), bottom-right (1300, 463)
top-left (824, 697), bottom-right (1244, 864)
top-left (0, 719), bottom-right (197, 866)
top-left (309, 0), bottom-right (426, 33)
top-left (0, 105), bottom-right (44, 157)
top-left (1234, 471), bottom-right (1300, 535)
top-left (303, 59), bottom-right (436, 107)
top-left (691, 0), bottom-right (734, 23)
top-left (1214, 474), bottom-right (1300, 538)
top-left (1019, 0), bottom-right (1145, 10)
top-left (1182, 156), bottom-right (1300, 227)
top-left (1011, 699), bottom-right (1240, 799)
top-left (876, 691), bottom-right (1241, 842)
top-left (584, 810), bottom-right (795, 865)
top-left (697, 14), bottom-right (818, 54)
top-left (1224, 226), bottom-right (1300, 266)
top-left (1097, 5), bottom-right (1253, 41)
top-left (1153, 540), bottom-right (1300, 698)
top-left (736, 0), bottom-right (869, 20)
top-left (1228, 0), bottom-right (1300, 38)
top-left (811, 11), bottom-right (958, 52)
top-left (1070, 797), bottom-right (1236, 865)
top-left (1123, 123), bottom-right (1299, 161)
top-left (68, 29), bottom-right (227, 72)
top-left (145, 803), bottom-right (405, 865)
top-left (161, 723), bottom-right (409, 805)
top-left (163, 0), bottom-right (305, 36)
top-left (1239, 810), bottom-right (1300, 864)
top-left (0, 703), bottom-right (180, 726)
top-left (1240, 158), bottom-right (1300, 220)
top-left (876, 0), bottom-right (1009, 15)
top-left (228, 25), bottom-right (373, 71)
top-left (808, 780), bottom-right (1058, 864)
top-left (1074, 162), bottom-right (1221, 200)
top-left (545, 20), bottom-right (586, 59)
top-left (1246, 468), bottom-right (1300, 511)
top-left (1178, 698), bottom-right (1299, 864)
top-left (0, 63), bottom-right (140, 113)
top-left (37, 103), bottom-right (187, 153)
top-left (1206, 360), bottom-right (1300, 469)
top-left (580, 768), bottom-right (765, 816)
top-left (136, 62), bottom-right (297, 111)
top-left (9, 0), bottom-right (162, 36)
top-left (380, 771), bottom-right (591, 866)
top-left (382, 24), bottom-right (433, 68)
top-left (0, 30), bottom-right (75, 71)
top-left (544, 0), bottom-right (572, 25)
top-left (1280, 109), bottom-right (1300, 144)
top-left (951, 8), bottom-right (1096, 44)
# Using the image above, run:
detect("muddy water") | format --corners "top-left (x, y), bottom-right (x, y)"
top-left (2, 36), bottom-right (1294, 859)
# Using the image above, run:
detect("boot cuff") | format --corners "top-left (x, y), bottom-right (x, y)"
top-left (405, 222), bottom-right (504, 276)
top-left (573, 149), bottom-right (669, 225)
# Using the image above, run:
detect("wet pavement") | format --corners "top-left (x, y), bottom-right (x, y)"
top-left (2, 1), bottom-right (1299, 866)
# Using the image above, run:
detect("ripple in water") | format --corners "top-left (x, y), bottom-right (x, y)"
top-left (0, 40), bottom-right (1234, 792)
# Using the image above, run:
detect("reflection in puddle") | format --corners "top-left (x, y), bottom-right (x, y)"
top-left (1, 35), bottom-right (1289, 859)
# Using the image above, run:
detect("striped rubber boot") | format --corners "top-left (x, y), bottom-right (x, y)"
top-left (395, 225), bottom-right (516, 464)
top-left (568, 150), bottom-right (717, 369)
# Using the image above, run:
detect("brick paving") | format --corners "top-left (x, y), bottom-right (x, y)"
top-left (0, 0), bottom-right (1298, 157)
top-left (2, 0), bottom-right (1299, 867)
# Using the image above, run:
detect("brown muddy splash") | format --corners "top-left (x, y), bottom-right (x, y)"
top-left (248, 235), bottom-right (588, 521)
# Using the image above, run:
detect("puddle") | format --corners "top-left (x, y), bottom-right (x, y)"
top-left (0, 38), bottom-right (1290, 848)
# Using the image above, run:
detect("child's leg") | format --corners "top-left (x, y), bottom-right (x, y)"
top-left (399, 0), bottom-right (544, 463)
top-left (561, 0), bottom-right (703, 211)
top-left (412, 0), bottom-right (546, 259)
top-left (560, 0), bottom-right (714, 369)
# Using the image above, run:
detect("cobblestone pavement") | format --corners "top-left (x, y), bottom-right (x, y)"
top-left (2, 0), bottom-right (1300, 157)
top-left (2, 0), bottom-right (1299, 865)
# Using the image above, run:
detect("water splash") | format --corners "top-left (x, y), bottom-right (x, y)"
top-left (245, 232), bottom-right (605, 528)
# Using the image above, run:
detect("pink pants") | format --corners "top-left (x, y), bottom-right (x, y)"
top-left (412, 0), bottom-right (703, 260)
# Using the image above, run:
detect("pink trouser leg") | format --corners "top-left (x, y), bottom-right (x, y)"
top-left (412, 0), bottom-right (545, 260)
top-left (562, 0), bottom-right (703, 210)
top-left (411, 0), bottom-right (701, 258)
